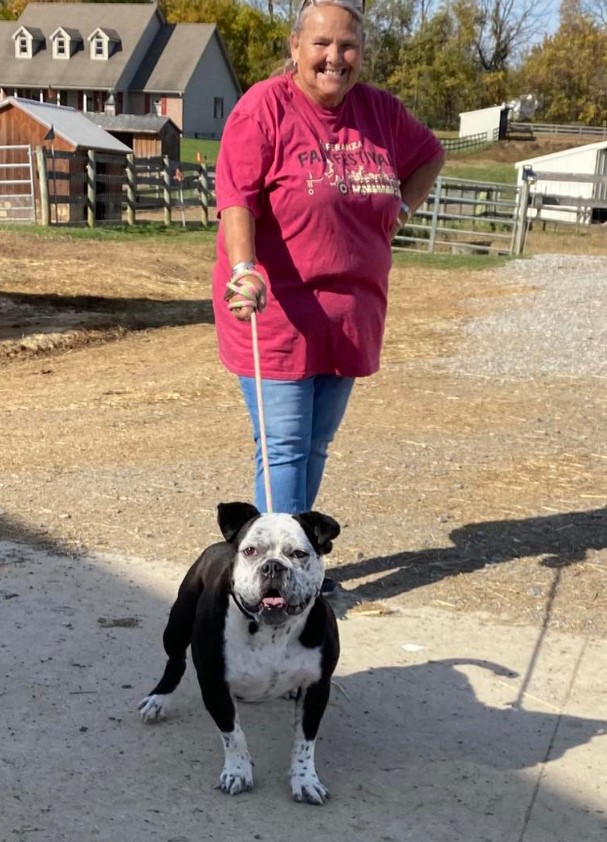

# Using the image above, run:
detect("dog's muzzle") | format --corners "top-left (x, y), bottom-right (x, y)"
top-left (236, 559), bottom-right (317, 625)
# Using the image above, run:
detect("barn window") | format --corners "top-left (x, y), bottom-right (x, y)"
top-left (213, 97), bottom-right (224, 119)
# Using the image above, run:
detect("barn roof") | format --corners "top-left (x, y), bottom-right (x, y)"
top-left (0, 97), bottom-right (131, 153)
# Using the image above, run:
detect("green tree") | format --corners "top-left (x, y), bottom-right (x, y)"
top-left (388, 1), bottom-right (479, 127)
top-left (161, 0), bottom-right (289, 89)
top-left (516, 13), bottom-right (607, 123)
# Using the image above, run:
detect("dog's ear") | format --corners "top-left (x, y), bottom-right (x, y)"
top-left (217, 502), bottom-right (260, 543)
top-left (296, 511), bottom-right (341, 556)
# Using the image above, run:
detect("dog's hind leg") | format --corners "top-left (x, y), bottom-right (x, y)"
top-left (139, 563), bottom-right (203, 723)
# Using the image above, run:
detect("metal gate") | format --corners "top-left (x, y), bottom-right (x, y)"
top-left (0, 144), bottom-right (36, 223)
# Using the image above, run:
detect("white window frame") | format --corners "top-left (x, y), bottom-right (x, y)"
top-left (53, 35), bottom-right (68, 60)
top-left (15, 32), bottom-right (32, 59)
top-left (91, 35), bottom-right (107, 61)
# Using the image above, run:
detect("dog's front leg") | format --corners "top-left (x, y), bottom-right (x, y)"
top-left (290, 681), bottom-right (331, 805)
top-left (197, 672), bottom-right (253, 795)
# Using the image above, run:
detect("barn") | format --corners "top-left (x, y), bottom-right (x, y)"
top-left (84, 112), bottom-right (181, 161)
top-left (515, 140), bottom-right (607, 225)
top-left (0, 96), bottom-right (131, 224)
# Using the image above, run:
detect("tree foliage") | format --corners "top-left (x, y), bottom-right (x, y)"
top-left (515, 13), bottom-right (607, 124)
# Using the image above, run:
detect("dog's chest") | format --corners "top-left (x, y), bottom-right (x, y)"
top-left (223, 608), bottom-right (322, 702)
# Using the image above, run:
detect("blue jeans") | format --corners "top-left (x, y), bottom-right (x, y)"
top-left (238, 374), bottom-right (355, 514)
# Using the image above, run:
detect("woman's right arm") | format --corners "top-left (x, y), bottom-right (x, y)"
top-left (221, 206), bottom-right (266, 322)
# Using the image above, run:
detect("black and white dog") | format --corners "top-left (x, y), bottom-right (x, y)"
top-left (139, 502), bottom-right (341, 804)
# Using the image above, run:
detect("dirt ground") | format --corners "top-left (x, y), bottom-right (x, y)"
top-left (1, 227), bottom-right (606, 638)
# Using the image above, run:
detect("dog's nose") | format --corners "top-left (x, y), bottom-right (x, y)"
top-left (261, 559), bottom-right (287, 578)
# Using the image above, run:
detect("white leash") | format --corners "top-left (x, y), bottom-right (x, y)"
top-left (250, 310), bottom-right (273, 513)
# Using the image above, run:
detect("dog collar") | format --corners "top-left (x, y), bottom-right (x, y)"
top-left (230, 589), bottom-right (259, 634)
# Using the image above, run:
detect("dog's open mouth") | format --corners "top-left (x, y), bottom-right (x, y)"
top-left (246, 588), bottom-right (313, 616)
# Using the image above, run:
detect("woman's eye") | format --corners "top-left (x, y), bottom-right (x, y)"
top-left (243, 546), bottom-right (258, 557)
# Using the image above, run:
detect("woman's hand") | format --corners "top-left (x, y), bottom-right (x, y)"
top-left (224, 272), bottom-right (267, 322)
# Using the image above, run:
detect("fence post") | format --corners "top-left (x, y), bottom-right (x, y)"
top-left (163, 155), bottom-right (172, 226)
top-left (428, 176), bottom-right (442, 253)
top-left (35, 146), bottom-right (50, 227)
top-left (513, 178), bottom-right (531, 256)
top-left (126, 153), bottom-right (136, 226)
top-left (198, 162), bottom-right (209, 229)
top-left (87, 149), bottom-right (96, 228)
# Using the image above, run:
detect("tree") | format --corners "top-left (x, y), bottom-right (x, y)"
top-left (161, 0), bottom-right (289, 89)
top-left (515, 13), bottom-right (607, 124)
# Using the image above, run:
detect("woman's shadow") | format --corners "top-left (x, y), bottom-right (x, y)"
top-left (328, 506), bottom-right (607, 599)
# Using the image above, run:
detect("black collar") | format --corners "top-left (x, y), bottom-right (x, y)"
top-left (230, 589), bottom-right (259, 634)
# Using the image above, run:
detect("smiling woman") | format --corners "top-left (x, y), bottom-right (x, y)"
top-left (210, 0), bottom-right (445, 586)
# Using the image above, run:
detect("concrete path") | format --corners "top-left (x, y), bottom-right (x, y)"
top-left (1, 543), bottom-right (605, 842)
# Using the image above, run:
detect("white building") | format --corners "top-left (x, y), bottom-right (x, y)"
top-left (515, 141), bottom-right (607, 225)
top-left (459, 106), bottom-right (507, 140)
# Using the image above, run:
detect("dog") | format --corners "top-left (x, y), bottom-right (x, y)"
top-left (139, 501), bottom-right (341, 804)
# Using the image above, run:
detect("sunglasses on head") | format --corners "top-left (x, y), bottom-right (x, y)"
top-left (297, 0), bottom-right (366, 19)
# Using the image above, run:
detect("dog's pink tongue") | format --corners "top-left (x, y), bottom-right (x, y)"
top-left (262, 596), bottom-right (286, 609)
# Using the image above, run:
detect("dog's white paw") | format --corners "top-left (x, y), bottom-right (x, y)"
top-left (290, 769), bottom-right (330, 805)
top-left (138, 694), bottom-right (169, 723)
top-left (216, 761), bottom-right (254, 796)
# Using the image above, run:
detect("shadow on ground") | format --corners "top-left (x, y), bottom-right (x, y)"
top-left (329, 507), bottom-right (607, 599)
top-left (1, 512), bottom-right (605, 840)
top-left (0, 291), bottom-right (215, 343)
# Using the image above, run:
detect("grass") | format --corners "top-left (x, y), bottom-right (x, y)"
top-left (0, 221), bottom-right (218, 244)
top-left (180, 138), bottom-right (221, 165)
top-left (442, 159), bottom-right (516, 184)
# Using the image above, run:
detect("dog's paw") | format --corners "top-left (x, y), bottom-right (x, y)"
top-left (290, 771), bottom-right (330, 805)
top-left (138, 694), bottom-right (169, 723)
top-left (216, 764), bottom-right (254, 796)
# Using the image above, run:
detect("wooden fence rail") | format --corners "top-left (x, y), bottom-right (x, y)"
top-left (35, 147), bottom-right (213, 228)
top-left (508, 121), bottom-right (607, 139)
top-left (19, 146), bottom-right (530, 254)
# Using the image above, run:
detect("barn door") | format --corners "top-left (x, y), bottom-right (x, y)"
top-left (0, 144), bottom-right (35, 223)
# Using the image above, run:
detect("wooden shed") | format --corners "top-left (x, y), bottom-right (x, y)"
top-left (0, 96), bottom-right (131, 224)
top-left (85, 112), bottom-right (181, 161)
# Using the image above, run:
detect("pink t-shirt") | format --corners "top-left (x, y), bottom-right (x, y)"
top-left (212, 74), bottom-right (443, 379)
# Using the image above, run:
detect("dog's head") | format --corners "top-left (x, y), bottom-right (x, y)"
top-left (217, 502), bottom-right (340, 627)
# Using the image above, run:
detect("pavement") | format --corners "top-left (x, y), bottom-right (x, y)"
top-left (1, 541), bottom-right (605, 842)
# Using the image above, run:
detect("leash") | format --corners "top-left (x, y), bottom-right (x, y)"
top-left (250, 310), bottom-right (273, 513)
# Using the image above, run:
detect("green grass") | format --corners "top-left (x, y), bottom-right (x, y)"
top-left (0, 222), bottom-right (218, 244)
top-left (442, 159), bottom-right (517, 184)
top-left (180, 138), bottom-right (221, 165)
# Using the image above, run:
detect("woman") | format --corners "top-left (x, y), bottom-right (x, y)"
top-left (212, 0), bottom-right (445, 538)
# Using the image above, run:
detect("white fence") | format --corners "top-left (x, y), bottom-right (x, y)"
top-left (0, 144), bottom-right (36, 223)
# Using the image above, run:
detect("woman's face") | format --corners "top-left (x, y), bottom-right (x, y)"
top-left (290, 5), bottom-right (363, 109)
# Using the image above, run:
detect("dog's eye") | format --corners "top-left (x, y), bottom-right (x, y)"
top-left (290, 549), bottom-right (308, 559)
top-left (242, 546), bottom-right (258, 557)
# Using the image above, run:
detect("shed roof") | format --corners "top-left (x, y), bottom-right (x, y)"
top-left (0, 96), bottom-right (131, 153)
top-left (85, 112), bottom-right (179, 135)
top-left (515, 139), bottom-right (607, 168)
